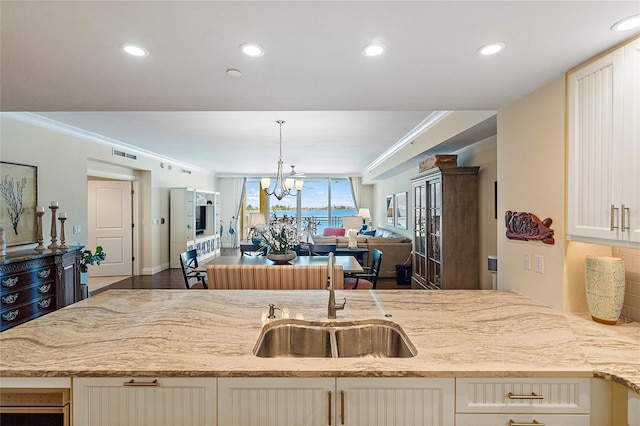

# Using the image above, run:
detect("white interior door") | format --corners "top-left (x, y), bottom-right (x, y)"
top-left (88, 180), bottom-right (132, 277)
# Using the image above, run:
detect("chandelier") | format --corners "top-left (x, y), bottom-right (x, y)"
top-left (261, 120), bottom-right (303, 200)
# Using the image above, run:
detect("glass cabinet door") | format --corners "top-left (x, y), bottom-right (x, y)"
top-left (412, 183), bottom-right (427, 285)
top-left (426, 177), bottom-right (442, 289)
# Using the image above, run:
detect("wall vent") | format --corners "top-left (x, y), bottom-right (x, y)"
top-left (181, 168), bottom-right (192, 174)
top-left (112, 149), bottom-right (137, 160)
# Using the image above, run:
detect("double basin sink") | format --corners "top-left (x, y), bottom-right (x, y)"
top-left (254, 319), bottom-right (417, 358)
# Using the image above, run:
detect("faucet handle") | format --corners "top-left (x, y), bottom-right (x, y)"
top-left (336, 297), bottom-right (346, 311)
top-left (267, 303), bottom-right (281, 319)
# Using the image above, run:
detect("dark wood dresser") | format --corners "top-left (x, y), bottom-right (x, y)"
top-left (1, 247), bottom-right (82, 331)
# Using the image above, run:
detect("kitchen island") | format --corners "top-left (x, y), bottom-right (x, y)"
top-left (1, 289), bottom-right (638, 425)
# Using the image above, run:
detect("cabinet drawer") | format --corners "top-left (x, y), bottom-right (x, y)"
top-left (456, 378), bottom-right (590, 414)
top-left (456, 413), bottom-right (590, 426)
top-left (1, 281), bottom-right (56, 307)
top-left (1, 266), bottom-right (56, 293)
top-left (1, 296), bottom-right (56, 331)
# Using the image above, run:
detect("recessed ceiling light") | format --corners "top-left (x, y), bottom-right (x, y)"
top-left (611, 14), bottom-right (640, 31)
top-left (226, 68), bottom-right (242, 77)
top-left (478, 42), bottom-right (505, 56)
top-left (362, 43), bottom-right (385, 57)
top-left (121, 44), bottom-right (149, 57)
top-left (240, 43), bottom-right (264, 57)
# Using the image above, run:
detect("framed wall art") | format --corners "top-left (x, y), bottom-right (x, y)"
top-left (385, 195), bottom-right (394, 226)
top-left (0, 161), bottom-right (38, 246)
top-left (395, 192), bottom-right (407, 229)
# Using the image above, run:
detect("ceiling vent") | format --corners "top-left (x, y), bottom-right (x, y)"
top-left (112, 149), bottom-right (137, 160)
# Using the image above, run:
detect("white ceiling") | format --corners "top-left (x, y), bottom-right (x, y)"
top-left (2, 1), bottom-right (638, 177)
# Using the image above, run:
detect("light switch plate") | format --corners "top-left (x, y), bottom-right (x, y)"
top-left (534, 255), bottom-right (544, 274)
top-left (522, 253), bottom-right (530, 270)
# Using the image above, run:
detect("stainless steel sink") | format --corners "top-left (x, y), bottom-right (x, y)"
top-left (334, 323), bottom-right (416, 358)
top-left (253, 319), bottom-right (417, 358)
top-left (253, 322), bottom-right (333, 358)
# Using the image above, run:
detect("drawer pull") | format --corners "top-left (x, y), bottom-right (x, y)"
top-left (2, 309), bottom-right (19, 321)
top-left (123, 379), bottom-right (159, 387)
top-left (2, 293), bottom-right (19, 304)
top-left (509, 420), bottom-right (544, 426)
top-left (38, 283), bottom-right (52, 293)
top-left (508, 392), bottom-right (544, 400)
top-left (38, 298), bottom-right (52, 308)
top-left (38, 269), bottom-right (52, 279)
top-left (2, 277), bottom-right (19, 288)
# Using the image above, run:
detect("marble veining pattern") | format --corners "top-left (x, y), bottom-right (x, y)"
top-left (0, 290), bottom-right (638, 394)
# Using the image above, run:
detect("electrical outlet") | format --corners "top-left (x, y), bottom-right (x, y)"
top-left (72, 225), bottom-right (81, 234)
top-left (535, 255), bottom-right (544, 274)
top-left (522, 253), bottom-right (530, 270)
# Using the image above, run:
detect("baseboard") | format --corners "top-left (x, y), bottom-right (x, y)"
top-left (141, 262), bottom-right (170, 275)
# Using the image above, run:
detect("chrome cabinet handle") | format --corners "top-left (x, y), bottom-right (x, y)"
top-left (37, 269), bottom-right (51, 279)
top-left (2, 310), bottom-right (19, 321)
top-left (622, 204), bottom-right (630, 231)
top-left (2, 293), bottom-right (19, 305)
top-left (509, 420), bottom-right (544, 426)
top-left (38, 298), bottom-right (52, 308)
top-left (611, 205), bottom-right (619, 230)
top-left (123, 379), bottom-right (159, 387)
top-left (2, 277), bottom-right (19, 288)
top-left (328, 391), bottom-right (332, 426)
top-left (38, 283), bottom-right (52, 293)
top-left (507, 392), bottom-right (544, 400)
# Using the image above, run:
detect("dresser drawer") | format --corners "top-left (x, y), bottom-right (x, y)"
top-left (1, 295), bottom-right (56, 331)
top-left (1, 266), bottom-right (56, 293)
top-left (1, 281), bottom-right (56, 308)
top-left (456, 378), bottom-right (590, 414)
top-left (456, 413), bottom-right (590, 426)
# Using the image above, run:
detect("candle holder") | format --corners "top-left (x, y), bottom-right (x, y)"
top-left (48, 205), bottom-right (58, 249)
top-left (35, 210), bottom-right (46, 251)
top-left (58, 217), bottom-right (68, 250)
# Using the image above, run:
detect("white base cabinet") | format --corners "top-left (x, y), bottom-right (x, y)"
top-left (73, 377), bottom-right (216, 426)
top-left (456, 413), bottom-right (589, 425)
top-left (218, 377), bottom-right (455, 426)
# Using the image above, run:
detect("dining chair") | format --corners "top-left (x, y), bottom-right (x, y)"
top-left (179, 249), bottom-right (208, 289)
top-left (343, 248), bottom-right (382, 290)
top-left (240, 243), bottom-right (267, 256)
top-left (308, 244), bottom-right (337, 256)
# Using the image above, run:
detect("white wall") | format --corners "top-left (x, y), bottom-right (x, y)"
top-left (496, 77), bottom-right (567, 310)
top-left (1, 113), bottom-right (215, 274)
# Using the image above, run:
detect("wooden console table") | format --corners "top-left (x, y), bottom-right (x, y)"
top-left (1, 246), bottom-right (83, 331)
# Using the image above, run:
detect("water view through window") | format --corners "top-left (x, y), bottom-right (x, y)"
top-left (246, 179), bottom-right (356, 235)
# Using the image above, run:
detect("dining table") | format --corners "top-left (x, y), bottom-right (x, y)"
top-left (207, 255), bottom-right (364, 274)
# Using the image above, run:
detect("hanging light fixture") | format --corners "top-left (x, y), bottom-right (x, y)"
top-left (261, 120), bottom-right (303, 200)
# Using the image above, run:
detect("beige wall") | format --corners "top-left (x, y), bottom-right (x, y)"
top-left (0, 113), bottom-right (215, 274)
top-left (497, 77), bottom-right (567, 310)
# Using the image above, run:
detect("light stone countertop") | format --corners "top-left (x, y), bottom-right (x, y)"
top-left (0, 290), bottom-right (638, 393)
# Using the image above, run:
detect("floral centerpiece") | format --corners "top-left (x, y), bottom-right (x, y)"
top-left (80, 246), bottom-right (107, 273)
top-left (256, 216), bottom-right (300, 264)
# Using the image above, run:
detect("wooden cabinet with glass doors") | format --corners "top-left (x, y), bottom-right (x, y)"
top-left (411, 167), bottom-right (479, 290)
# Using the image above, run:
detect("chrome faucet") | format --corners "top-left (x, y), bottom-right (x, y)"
top-left (327, 253), bottom-right (346, 319)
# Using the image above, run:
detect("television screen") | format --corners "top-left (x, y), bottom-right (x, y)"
top-left (195, 206), bottom-right (206, 234)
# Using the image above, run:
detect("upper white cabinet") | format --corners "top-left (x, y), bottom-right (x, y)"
top-left (567, 37), bottom-right (640, 247)
top-left (170, 188), bottom-right (221, 268)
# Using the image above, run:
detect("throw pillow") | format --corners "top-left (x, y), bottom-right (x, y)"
top-left (323, 227), bottom-right (346, 237)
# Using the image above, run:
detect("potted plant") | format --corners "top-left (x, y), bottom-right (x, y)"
top-left (80, 246), bottom-right (107, 273)
top-left (79, 246), bottom-right (106, 299)
top-left (256, 216), bottom-right (300, 264)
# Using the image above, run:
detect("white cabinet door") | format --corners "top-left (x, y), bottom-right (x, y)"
top-left (567, 46), bottom-right (625, 241)
top-left (456, 378), bottom-right (590, 415)
top-left (622, 38), bottom-right (640, 243)
top-left (337, 377), bottom-right (455, 426)
top-left (218, 377), bottom-right (334, 426)
top-left (456, 413), bottom-right (590, 426)
top-left (73, 377), bottom-right (216, 426)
